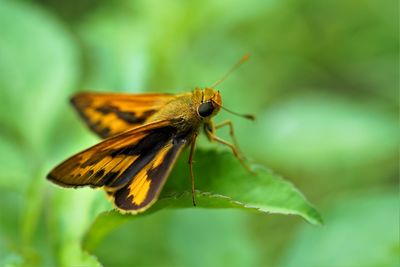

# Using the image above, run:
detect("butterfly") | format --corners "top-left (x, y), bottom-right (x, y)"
top-left (47, 55), bottom-right (254, 214)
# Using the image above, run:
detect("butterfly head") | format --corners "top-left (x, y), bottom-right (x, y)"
top-left (198, 87), bottom-right (255, 122)
top-left (197, 88), bottom-right (222, 119)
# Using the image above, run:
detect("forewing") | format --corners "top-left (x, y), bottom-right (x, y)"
top-left (71, 92), bottom-right (175, 138)
top-left (110, 138), bottom-right (186, 212)
top-left (47, 120), bottom-right (178, 189)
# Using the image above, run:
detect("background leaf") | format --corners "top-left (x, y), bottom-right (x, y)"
top-left (85, 209), bottom-right (263, 267)
top-left (0, 1), bottom-right (97, 266)
top-left (279, 189), bottom-right (398, 267)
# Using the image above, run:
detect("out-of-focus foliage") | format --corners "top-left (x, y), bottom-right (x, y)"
top-left (280, 190), bottom-right (398, 267)
top-left (0, 0), bottom-right (397, 266)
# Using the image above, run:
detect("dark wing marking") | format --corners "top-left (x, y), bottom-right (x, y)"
top-left (47, 120), bottom-right (177, 190)
top-left (111, 137), bottom-right (186, 212)
top-left (71, 92), bottom-right (175, 138)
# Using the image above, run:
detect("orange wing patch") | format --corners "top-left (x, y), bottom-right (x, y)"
top-left (111, 139), bottom-right (186, 213)
top-left (71, 92), bottom-right (175, 138)
top-left (128, 168), bottom-right (152, 206)
top-left (127, 143), bottom-right (173, 206)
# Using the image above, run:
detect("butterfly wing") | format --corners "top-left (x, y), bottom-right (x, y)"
top-left (47, 120), bottom-right (186, 202)
top-left (110, 138), bottom-right (186, 212)
top-left (71, 92), bottom-right (175, 138)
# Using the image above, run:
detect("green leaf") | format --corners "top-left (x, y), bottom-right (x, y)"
top-left (165, 149), bottom-right (322, 225)
top-left (83, 149), bottom-right (322, 252)
top-left (279, 189), bottom-right (398, 267)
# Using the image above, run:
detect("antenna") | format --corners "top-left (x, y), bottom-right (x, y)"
top-left (212, 100), bottom-right (255, 121)
top-left (210, 53), bottom-right (250, 88)
top-left (220, 105), bottom-right (255, 121)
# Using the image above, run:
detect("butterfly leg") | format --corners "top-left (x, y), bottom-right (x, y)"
top-left (214, 120), bottom-right (244, 157)
top-left (188, 132), bottom-right (198, 206)
top-left (204, 122), bottom-right (254, 174)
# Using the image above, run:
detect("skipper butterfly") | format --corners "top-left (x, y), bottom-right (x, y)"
top-left (47, 55), bottom-right (254, 213)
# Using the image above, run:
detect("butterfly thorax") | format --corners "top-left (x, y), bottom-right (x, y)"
top-left (146, 88), bottom-right (221, 136)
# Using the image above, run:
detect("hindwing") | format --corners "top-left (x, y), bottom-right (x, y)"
top-left (71, 92), bottom-right (175, 138)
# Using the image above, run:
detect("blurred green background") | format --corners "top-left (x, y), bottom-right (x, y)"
top-left (0, 0), bottom-right (398, 266)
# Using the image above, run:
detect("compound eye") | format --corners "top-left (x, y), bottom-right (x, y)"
top-left (198, 101), bottom-right (215, 117)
